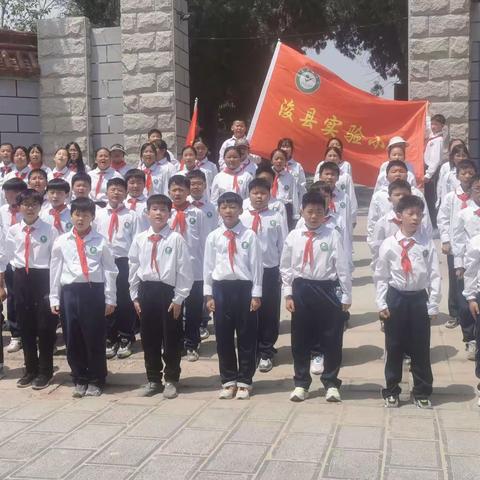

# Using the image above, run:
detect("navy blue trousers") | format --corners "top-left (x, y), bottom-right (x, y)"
top-left (61, 282), bottom-right (107, 385)
top-left (184, 280), bottom-right (204, 350)
top-left (5, 264), bottom-right (19, 337)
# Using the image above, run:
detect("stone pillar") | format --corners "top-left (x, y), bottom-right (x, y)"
top-left (120, 0), bottom-right (189, 162)
top-left (37, 17), bottom-right (92, 162)
top-left (408, 0), bottom-right (470, 139)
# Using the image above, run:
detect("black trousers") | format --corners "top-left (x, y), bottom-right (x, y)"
top-left (457, 277), bottom-right (475, 342)
top-left (213, 280), bottom-right (257, 386)
top-left (474, 294), bottom-right (480, 380)
top-left (291, 278), bottom-right (343, 390)
top-left (5, 264), bottom-right (19, 337)
top-left (106, 257), bottom-right (136, 343)
top-left (258, 267), bottom-right (281, 359)
top-left (61, 283), bottom-right (107, 385)
top-left (424, 168), bottom-right (439, 228)
top-left (285, 203), bottom-right (295, 231)
top-left (13, 268), bottom-right (56, 377)
top-left (184, 280), bottom-right (204, 350)
top-left (138, 281), bottom-right (182, 383)
top-left (447, 254), bottom-right (459, 318)
top-left (383, 287), bottom-right (433, 399)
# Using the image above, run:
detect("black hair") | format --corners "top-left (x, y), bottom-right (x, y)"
top-left (147, 128), bottom-right (162, 138)
top-left (181, 145), bottom-right (197, 156)
top-left (2, 177), bottom-right (28, 192)
top-left (155, 139), bottom-right (171, 162)
top-left (327, 137), bottom-right (344, 150)
top-left (13, 145), bottom-right (28, 159)
top-left (309, 180), bottom-right (332, 195)
top-left (255, 164), bottom-right (275, 178)
top-left (168, 174), bottom-right (190, 189)
top-left (232, 119), bottom-right (247, 126)
top-left (223, 146), bottom-right (242, 159)
top-left (302, 191), bottom-right (326, 210)
top-left (140, 142), bottom-right (157, 160)
top-left (456, 159), bottom-right (477, 174)
top-left (324, 146), bottom-right (342, 160)
top-left (66, 142), bottom-right (86, 172)
top-left (124, 169), bottom-right (146, 184)
top-left (47, 178), bottom-right (70, 194)
top-left (270, 148), bottom-right (287, 162)
top-left (319, 161), bottom-right (340, 177)
top-left (147, 194), bottom-right (172, 211)
top-left (386, 160), bottom-right (408, 175)
top-left (396, 195), bottom-right (424, 213)
top-left (277, 137), bottom-right (294, 151)
top-left (95, 147), bottom-right (110, 158)
top-left (388, 179), bottom-right (412, 196)
top-left (471, 174), bottom-right (480, 185)
top-left (431, 114), bottom-right (446, 125)
top-left (193, 136), bottom-right (209, 148)
top-left (449, 144), bottom-right (470, 164)
top-left (28, 168), bottom-right (47, 181)
top-left (0, 142), bottom-right (13, 150)
top-left (16, 188), bottom-right (43, 206)
top-left (186, 169), bottom-right (207, 182)
top-left (248, 178), bottom-right (271, 193)
top-left (217, 191), bottom-right (243, 208)
top-left (27, 144), bottom-right (43, 159)
top-left (106, 177), bottom-right (127, 190)
top-left (71, 197), bottom-right (96, 216)
top-left (72, 172), bottom-right (92, 187)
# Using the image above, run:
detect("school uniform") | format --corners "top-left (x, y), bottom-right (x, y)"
top-left (329, 187), bottom-right (353, 243)
top-left (169, 203), bottom-right (207, 352)
top-left (241, 157), bottom-right (258, 177)
top-left (40, 204), bottom-right (73, 234)
top-left (424, 133), bottom-right (444, 226)
top-left (88, 167), bottom-right (122, 202)
top-left (129, 225), bottom-right (193, 383)
top-left (313, 159), bottom-right (352, 179)
top-left (95, 204), bottom-right (139, 343)
top-left (47, 167), bottom-right (75, 186)
top-left (280, 224), bottom-right (351, 390)
top-left (374, 230), bottom-right (441, 400)
top-left (436, 163), bottom-right (456, 208)
top-left (210, 168), bottom-right (253, 205)
top-left (126, 194), bottom-right (149, 232)
top-left (112, 162), bottom-right (133, 178)
top-left (141, 162), bottom-right (170, 197)
top-left (271, 169), bottom-right (299, 229)
top-left (243, 197), bottom-right (288, 233)
top-left (218, 136), bottom-right (246, 170)
top-left (240, 207), bottom-right (286, 361)
top-left (0, 218), bottom-right (58, 378)
top-left (374, 161), bottom-right (417, 193)
top-left (49, 228), bottom-right (118, 386)
top-left (204, 221), bottom-right (263, 387)
top-left (196, 158), bottom-right (218, 194)
top-left (189, 196), bottom-right (219, 233)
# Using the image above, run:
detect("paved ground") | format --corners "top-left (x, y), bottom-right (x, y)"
top-left (0, 191), bottom-right (480, 479)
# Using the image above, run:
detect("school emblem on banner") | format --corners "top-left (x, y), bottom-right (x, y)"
top-left (295, 67), bottom-right (321, 94)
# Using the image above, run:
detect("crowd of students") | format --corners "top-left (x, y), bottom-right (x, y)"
top-left (0, 116), bottom-right (479, 408)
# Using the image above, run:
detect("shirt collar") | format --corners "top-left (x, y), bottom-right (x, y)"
top-left (95, 166), bottom-right (113, 174)
top-left (127, 194), bottom-right (146, 202)
top-left (395, 229), bottom-right (421, 243)
top-left (222, 221), bottom-right (243, 235)
top-left (299, 224), bottom-right (324, 235)
top-left (20, 217), bottom-right (41, 229)
top-left (148, 224), bottom-right (171, 238)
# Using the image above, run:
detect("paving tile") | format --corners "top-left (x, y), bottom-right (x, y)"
top-left (67, 465), bottom-right (134, 480)
top-left (272, 433), bottom-right (328, 462)
top-left (257, 460), bottom-right (317, 479)
top-left (30, 412), bottom-right (93, 434)
top-left (246, 402), bottom-right (293, 421)
top-left (0, 421), bottom-right (30, 443)
top-left (188, 408), bottom-right (243, 430)
top-left (384, 468), bottom-right (442, 480)
top-left (133, 454), bottom-right (201, 479)
top-left (204, 443), bottom-right (268, 473)
top-left (126, 414), bottom-right (187, 438)
top-left (388, 439), bottom-right (440, 469)
top-left (12, 448), bottom-right (91, 479)
top-left (288, 413), bottom-right (334, 435)
top-left (438, 410), bottom-right (480, 430)
top-left (341, 406), bottom-right (385, 426)
top-left (93, 405), bottom-right (148, 425)
top-left (390, 416), bottom-right (437, 440)
top-left (389, 405), bottom-right (434, 418)
top-left (325, 449), bottom-right (381, 480)
top-left (162, 428), bottom-right (224, 455)
top-left (447, 455), bottom-right (480, 480)
top-left (193, 474), bottom-right (250, 480)
top-left (0, 432), bottom-right (60, 460)
top-left (335, 425), bottom-right (383, 450)
top-left (229, 420), bottom-right (283, 444)
top-left (61, 398), bottom-right (111, 413)
top-left (443, 430), bottom-right (480, 456)
top-left (56, 424), bottom-right (123, 449)
top-left (0, 460), bottom-right (22, 478)
top-left (8, 401), bottom-right (67, 421)
top-left (153, 399), bottom-right (208, 416)
top-left (90, 437), bottom-right (161, 466)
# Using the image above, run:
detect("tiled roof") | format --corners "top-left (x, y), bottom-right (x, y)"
top-left (0, 30), bottom-right (39, 77)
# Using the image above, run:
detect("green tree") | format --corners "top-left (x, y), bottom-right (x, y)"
top-left (0, 0), bottom-right (65, 31)
top-left (65, 0), bottom-right (119, 27)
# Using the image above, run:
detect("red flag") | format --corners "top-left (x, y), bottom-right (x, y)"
top-left (248, 42), bottom-right (427, 187)
top-left (185, 97), bottom-right (199, 146)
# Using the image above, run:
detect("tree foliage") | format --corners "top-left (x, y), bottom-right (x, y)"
top-left (65, 0), bottom-right (119, 27)
top-left (0, 0), bottom-right (64, 31)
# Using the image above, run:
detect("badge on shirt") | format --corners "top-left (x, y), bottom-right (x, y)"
top-left (40, 235), bottom-right (48, 243)
top-left (143, 208), bottom-right (148, 215)
top-left (320, 242), bottom-right (329, 251)
top-left (340, 202), bottom-right (346, 209)
top-left (241, 241), bottom-right (249, 249)
top-left (189, 217), bottom-right (196, 225)
top-left (423, 250), bottom-right (429, 258)
top-left (283, 185), bottom-right (289, 192)
top-left (124, 221), bottom-right (131, 229)
top-left (90, 246), bottom-right (97, 255)
top-left (66, 222), bottom-right (73, 231)
top-left (165, 246), bottom-right (172, 254)
top-left (272, 206), bottom-right (279, 212)
top-left (207, 211), bottom-right (213, 218)
top-left (153, 179), bottom-right (159, 185)
top-left (238, 179), bottom-right (244, 185)
top-left (340, 184), bottom-right (346, 191)
top-left (270, 220), bottom-right (277, 226)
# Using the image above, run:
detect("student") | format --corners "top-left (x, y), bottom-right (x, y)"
top-left (48, 147), bottom-right (75, 185)
top-left (278, 137), bottom-right (307, 210)
top-left (218, 119), bottom-right (248, 170)
top-left (28, 144), bottom-right (51, 176)
top-left (147, 128), bottom-right (178, 168)
top-left (125, 169), bottom-right (149, 232)
top-left (211, 146), bottom-right (253, 205)
top-left (0, 143), bottom-right (13, 179)
top-left (88, 147), bottom-right (122, 202)
top-left (325, 137), bottom-right (352, 175)
top-left (4, 146), bottom-right (31, 182)
top-left (240, 178), bottom-right (286, 372)
top-left (193, 137), bottom-right (218, 193)
top-left (66, 142), bottom-right (89, 173)
top-left (186, 169), bottom-right (218, 234)
top-left (40, 179), bottom-right (72, 234)
top-left (281, 192), bottom-right (351, 402)
top-left (177, 145), bottom-right (198, 177)
top-left (437, 142), bottom-right (469, 208)
top-left (50, 197), bottom-right (118, 397)
top-left (235, 138), bottom-right (258, 177)
top-left (204, 192), bottom-right (263, 399)
top-left (95, 177), bottom-right (139, 359)
top-left (28, 169), bottom-right (48, 197)
top-left (71, 172), bottom-right (92, 200)
top-left (129, 194), bottom-right (192, 398)
top-left (140, 142), bottom-right (170, 196)
top-left (168, 175), bottom-right (207, 360)
top-left (375, 195), bottom-right (441, 408)
top-left (110, 144), bottom-right (132, 177)
top-left (0, 189), bottom-right (58, 389)
top-left (437, 159), bottom-right (477, 329)
top-left (424, 114), bottom-right (446, 227)
top-left (270, 149), bottom-right (299, 230)
top-left (0, 178), bottom-right (27, 353)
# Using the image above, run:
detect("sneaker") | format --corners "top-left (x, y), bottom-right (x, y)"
top-left (16, 372), bottom-right (36, 388)
top-left (31, 374), bottom-right (52, 390)
top-left (258, 358), bottom-right (273, 373)
top-left (444, 318), bottom-right (458, 329)
top-left (326, 387), bottom-right (341, 402)
top-left (414, 398), bottom-right (432, 409)
top-left (310, 355), bottom-right (324, 375)
top-left (404, 355), bottom-right (411, 365)
top-left (0, 365), bottom-right (5, 380)
top-left (384, 395), bottom-right (399, 408)
top-left (236, 387), bottom-right (250, 400)
top-left (289, 387), bottom-right (309, 402)
top-left (380, 321), bottom-right (385, 332)
top-left (186, 349), bottom-right (199, 362)
top-left (6, 337), bottom-right (22, 353)
top-left (85, 384), bottom-right (103, 397)
top-left (466, 340), bottom-right (477, 361)
top-left (199, 327), bottom-right (210, 340)
top-left (117, 339), bottom-right (133, 359)
top-left (219, 385), bottom-right (237, 399)
top-left (163, 382), bottom-right (178, 399)
top-left (105, 340), bottom-right (118, 359)
top-left (476, 383), bottom-right (480, 408)
top-left (138, 382), bottom-right (163, 397)
top-left (72, 384), bottom-right (88, 398)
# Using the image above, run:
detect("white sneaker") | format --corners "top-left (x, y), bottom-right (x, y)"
top-left (289, 387), bottom-right (308, 402)
top-left (199, 327), bottom-right (210, 340)
top-left (466, 340), bottom-right (477, 361)
top-left (258, 358), bottom-right (273, 372)
top-left (219, 385), bottom-right (237, 399)
top-left (236, 387), bottom-right (250, 400)
top-left (186, 349), bottom-right (199, 362)
top-left (310, 355), bottom-right (324, 375)
top-left (326, 387), bottom-right (341, 402)
top-left (6, 337), bottom-right (22, 353)
top-left (476, 384), bottom-right (480, 407)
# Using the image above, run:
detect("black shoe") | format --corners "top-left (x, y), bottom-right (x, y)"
top-left (16, 372), bottom-right (36, 388)
top-left (32, 374), bottom-right (52, 390)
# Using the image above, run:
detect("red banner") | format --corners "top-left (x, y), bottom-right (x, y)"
top-left (248, 42), bottom-right (427, 187)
